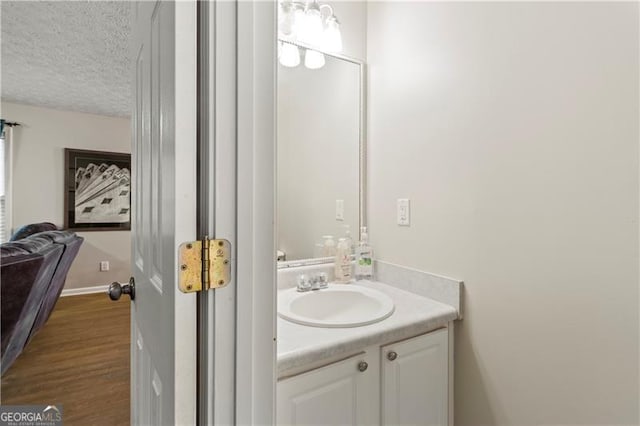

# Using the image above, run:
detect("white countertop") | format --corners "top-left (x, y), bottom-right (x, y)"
top-left (277, 280), bottom-right (458, 377)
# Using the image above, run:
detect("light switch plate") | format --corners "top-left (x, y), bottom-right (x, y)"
top-left (336, 199), bottom-right (344, 221)
top-left (100, 261), bottom-right (110, 272)
top-left (397, 199), bottom-right (410, 226)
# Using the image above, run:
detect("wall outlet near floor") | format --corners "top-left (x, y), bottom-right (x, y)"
top-left (397, 198), bottom-right (410, 226)
top-left (100, 261), bottom-right (110, 272)
top-left (336, 199), bottom-right (345, 221)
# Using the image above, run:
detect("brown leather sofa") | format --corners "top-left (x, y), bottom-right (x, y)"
top-left (1, 223), bottom-right (83, 374)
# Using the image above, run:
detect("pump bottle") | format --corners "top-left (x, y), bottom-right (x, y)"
top-left (355, 227), bottom-right (373, 280)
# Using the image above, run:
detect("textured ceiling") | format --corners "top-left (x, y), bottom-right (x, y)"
top-left (1, 1), bottom-right (131, 117)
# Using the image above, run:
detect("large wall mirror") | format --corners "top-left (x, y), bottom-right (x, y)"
top-left (277, 41), bottom-right (365, 266)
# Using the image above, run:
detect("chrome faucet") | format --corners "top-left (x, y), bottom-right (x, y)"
top-left (296, 272), bottom-right (329, 292)
top-left (296, 274), bottom-right (311, 292)
top-left (316, 272), bottom-right (329, 290)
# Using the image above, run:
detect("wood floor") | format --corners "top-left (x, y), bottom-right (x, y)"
top-left (1, 293), bottom-right (130, 425)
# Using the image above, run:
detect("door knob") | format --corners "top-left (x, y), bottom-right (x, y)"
top-left (108, 277), bottom-right (136, 301)
top-left (387, 351), bottom-right (398, 361)
top-left (357, 361), bottom-right (368, 372)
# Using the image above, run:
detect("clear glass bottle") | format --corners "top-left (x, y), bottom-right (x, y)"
top-left (321, 235), bottom-right (336, 257)
top-left (355, 226), bottom-right (373, 280)
top-left (343, 225), bottom-right (354, 255)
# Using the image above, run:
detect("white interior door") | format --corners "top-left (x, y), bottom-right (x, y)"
top-left (198, 1), bottom-right (277, 424)
top-left (130, 1), bottom-right (197, 424)
top-left (127, 1), bottom-right (275, 424)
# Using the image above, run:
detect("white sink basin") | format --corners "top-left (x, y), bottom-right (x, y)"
top-left (278, 285), bottom-right (395, 328)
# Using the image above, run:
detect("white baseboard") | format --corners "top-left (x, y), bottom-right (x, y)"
top-left (61, 284), bottom-right (110, 297)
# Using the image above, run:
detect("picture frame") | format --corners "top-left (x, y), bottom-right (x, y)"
top-left (64, 148), bottom-right (131, 231)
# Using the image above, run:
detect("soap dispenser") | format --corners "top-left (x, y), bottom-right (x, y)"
top-left (355, 226), bottom-right (373, 280)
top-left (343, 225), bottom-right (354, 254)
top-left (321, 235), bottom-right (336, 257)
top-left (334, 238), bottom-right (353, 283)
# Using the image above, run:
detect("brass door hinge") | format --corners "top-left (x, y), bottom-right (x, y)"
top-left (178, 237), bottom-right (231, 293)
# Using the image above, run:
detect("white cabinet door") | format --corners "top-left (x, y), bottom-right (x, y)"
top-left (277, 352), bottom-right (379, 426)
top-left (381, 328), bottom-right (449, 426)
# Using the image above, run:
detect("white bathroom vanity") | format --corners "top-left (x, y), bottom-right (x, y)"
top-left (276, 267), bottom-right (462, 426)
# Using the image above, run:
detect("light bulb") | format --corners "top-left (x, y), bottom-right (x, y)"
top-left (291, 4), bottom-right (306, 41)
top-left (304, 49), bottom-right (325, 69)
top-left (278, 2), bottom-right (294, 37)
top-left (280, 43), bottom-right (300, 67)
top-left (300, 2), bottom-right (323, 46)
top-left (323, 16), bottom-right (342, 53)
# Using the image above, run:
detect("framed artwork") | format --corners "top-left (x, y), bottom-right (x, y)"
top-left (64, 148), bottom-right (131, 231)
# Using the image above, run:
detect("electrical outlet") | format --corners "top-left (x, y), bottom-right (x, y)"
top-left (397, 199), bottom-right (410, 226)
top-left (336, 199), bottom-right (344, 221)
top-left (100, 261), bottom-right (110, 272)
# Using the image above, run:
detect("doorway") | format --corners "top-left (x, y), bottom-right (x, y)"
top-left (1, 2), bottom-right (133, 423)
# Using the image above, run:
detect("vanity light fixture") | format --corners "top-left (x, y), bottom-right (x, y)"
top-left (299, 1), bottom-right (323, 46)
top-left (304, 49), bottom-right (325, 69)
top-left (279, 41), bottom-right (301, 67)
top-left (278, 0), bottom-right (343, 69)
top-left (322, 13), bottom-right (342, 53)
top-left (278, 1), bottom-right (295, 37)
top-left (291, 2), bottom-right (306, 39)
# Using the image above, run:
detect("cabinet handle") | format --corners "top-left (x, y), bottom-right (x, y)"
top-left (387, 351), bottom-right (398, 361)
top-left (357, 361), bottom-right (368, 372)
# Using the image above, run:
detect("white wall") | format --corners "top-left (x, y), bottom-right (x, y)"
top-left (2, 102), bottom-right (131, 290)
top-left (367, 2), bottom-right (639, 425)
top-left (331, 1), bottom-right (366, 61)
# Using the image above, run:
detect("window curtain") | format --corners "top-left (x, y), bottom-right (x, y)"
top-left (0, 119), bottom-right (13, 242)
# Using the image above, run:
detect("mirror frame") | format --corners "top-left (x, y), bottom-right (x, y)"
top-left (277, 39), bottom-right (367, 269)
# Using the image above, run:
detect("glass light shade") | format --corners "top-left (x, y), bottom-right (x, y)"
top-left (323, 17), bottom-right (342, 53)
top-left (304, 49), bottom-right (325, 69)
top-left (278, 4), bottom-right (295, 37)
top-left (291, 5), bottom-right (306, 40)
top-left (300, 4), bottom-right (324, 45)
top-left (280, 43), bottom-right (301, 67)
